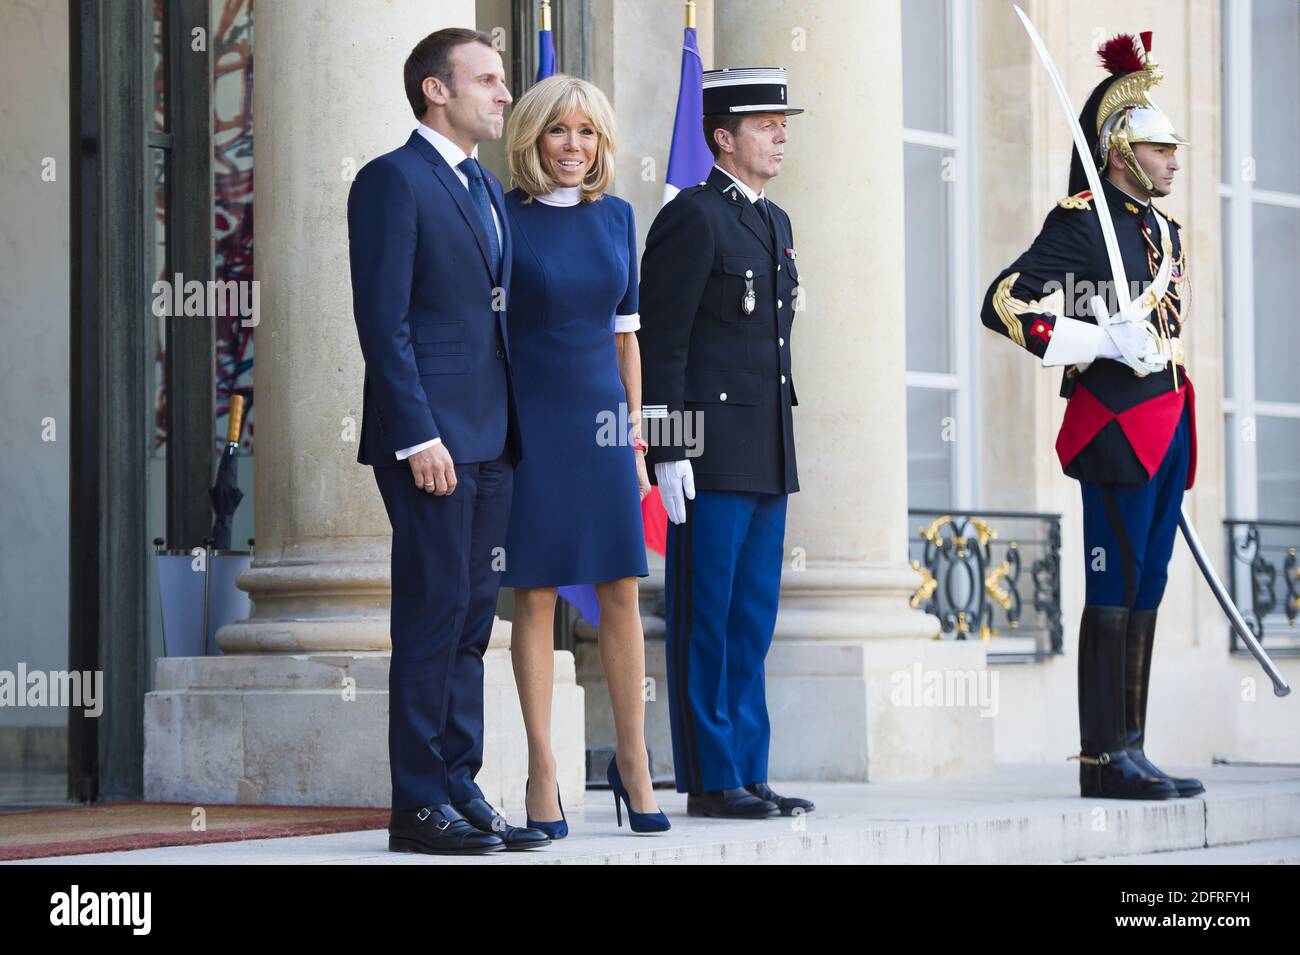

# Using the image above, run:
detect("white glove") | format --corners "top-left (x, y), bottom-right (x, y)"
top-left (1097, 321), bottom-right (1158, 362)
top-left (655, 460), bottom-right (696, 525)
top-left (1088, 294), bottom-right (1167, 376)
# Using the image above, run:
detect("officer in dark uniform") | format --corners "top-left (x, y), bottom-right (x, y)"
top-left (980, 32), bottom-right (1203, 799)
top-left (638, 67), bottom-right (812, 818)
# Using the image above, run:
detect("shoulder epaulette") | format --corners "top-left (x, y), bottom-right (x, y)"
top-left (1057, 190), bottom-right (1093, 211)
top-left (1151, 203), bottom-right (1181, 229)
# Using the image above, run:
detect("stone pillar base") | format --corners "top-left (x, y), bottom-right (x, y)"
top-left (144, 640), bottom-right (585, 810)
top-left (767, 639), bottom-right (995, 782)
top-left (580, 629), bottom-right (994, 785)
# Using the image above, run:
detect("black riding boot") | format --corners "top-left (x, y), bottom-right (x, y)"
top-left (1124, 608), bottom-right (1206, 797)
top-left (1076, 605), bottom-right (1178, 799)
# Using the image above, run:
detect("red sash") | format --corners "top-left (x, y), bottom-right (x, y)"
top-left (1055, 374), bottom-right (1197, 489)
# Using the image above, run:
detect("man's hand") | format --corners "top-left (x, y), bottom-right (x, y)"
top-left (635, 450), bottom-right (651, 502)
top-left (408, 442), bottom-right (457, 495)
top-left (1089, 294), bottom-right (1167, 376)
top-left (655, 460), bottom-right (695, 524)
top-left (1098, 320), bottom-right (1156, 361)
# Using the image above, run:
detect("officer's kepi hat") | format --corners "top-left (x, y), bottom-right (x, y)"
top-left (702, 67), bottom-right (803, 116)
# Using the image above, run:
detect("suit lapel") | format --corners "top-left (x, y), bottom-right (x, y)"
top-left (407, 131), bottom-right (496, 281)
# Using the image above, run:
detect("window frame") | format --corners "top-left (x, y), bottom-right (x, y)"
top-left (902, 0), bottom-right (980, 511)
top-left (1220, 0), bottom-right (1300, 521)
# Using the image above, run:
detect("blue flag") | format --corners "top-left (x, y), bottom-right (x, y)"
top-left (536, 25), bottom-right (556, 82)
top-left (663, 26), bottom-right (712, 204)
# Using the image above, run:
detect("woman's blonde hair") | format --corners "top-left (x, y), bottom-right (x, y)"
top-left (506, 74), bottom-right (617, 203)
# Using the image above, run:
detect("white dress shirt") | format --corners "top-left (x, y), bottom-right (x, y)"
top-left (530, 185), bottom-right (640, 333)
top-left (397, 124), bottom-right (506, 462)
top-left (712, 163), bottom-right (766, 202)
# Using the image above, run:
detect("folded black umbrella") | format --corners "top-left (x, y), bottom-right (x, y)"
top-left (209, 395), bottom-right (246, 550)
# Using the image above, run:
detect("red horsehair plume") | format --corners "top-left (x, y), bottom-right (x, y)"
top-left (1097, 32), bottom-right (1149, 76)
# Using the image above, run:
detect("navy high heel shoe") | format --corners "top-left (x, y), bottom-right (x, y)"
top-left (607, 755), bottom-right (671, 833)
top-left (524, 777), bottom-right (568, 840)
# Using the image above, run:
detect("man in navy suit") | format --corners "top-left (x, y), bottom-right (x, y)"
top-left (347, 28), bottom-right (547, 854)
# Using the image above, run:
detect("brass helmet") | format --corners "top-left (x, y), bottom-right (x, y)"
top-left (1068, 32), bottom-right (1189, 195)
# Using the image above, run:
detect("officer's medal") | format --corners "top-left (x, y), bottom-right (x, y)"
top-left (741, 269), bottom-right (756, 316)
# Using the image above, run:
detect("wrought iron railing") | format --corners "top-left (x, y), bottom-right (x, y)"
top-left (1224, 519), bottom-right (1300, 656)
top-left (907, 509), bottom-right (1063, 661)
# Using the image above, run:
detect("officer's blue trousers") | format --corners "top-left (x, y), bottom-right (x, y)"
top-left (1079, 406), bottom-right (1191, 610)
top-left (664, 490), bottom-right (787, 794)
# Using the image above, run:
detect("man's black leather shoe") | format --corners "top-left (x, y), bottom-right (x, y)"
top-left (388, 804), bottom-right (506, 855)
top-left (686, 787), bottom-right (778, 818)
top-left (745, 781), bottom-right (815, 815)
top-left (452, 796), bottom-right (551, 850)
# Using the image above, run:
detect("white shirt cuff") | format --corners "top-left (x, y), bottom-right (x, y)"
top-left (614, 313), bottom-right (641, 333)
top-left (396, 436), bottom-right (442, 460)
top-left (1041, 316), bottom-right (1103, 367)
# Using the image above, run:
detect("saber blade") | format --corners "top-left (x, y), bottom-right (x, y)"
top-left (1180, 505), bottom-right (1291, 697)
top-left (1011, 4), bottom-right (1131, 310)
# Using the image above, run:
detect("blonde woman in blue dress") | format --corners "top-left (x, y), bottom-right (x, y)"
top-left (501, 75), bottom-right (668, 834)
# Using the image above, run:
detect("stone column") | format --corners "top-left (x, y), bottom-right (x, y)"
top-left (145, 0), bottom-right (584, 808)
top-left (714, 0), bottom-right (993, 781)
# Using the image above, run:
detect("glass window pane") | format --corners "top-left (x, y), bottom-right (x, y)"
top-left (152, 147), bottom-right (168, 453)
top-left (1221, 195), bottom-right (1233, 398)
top-left (1257, 417), bottom-right (1300, 522)
top-left (901, 0), bottom-right (949, 133)
top-left (1252, 204), bottom-right (1300, 404)
top-left (907, 386), bottom-right (955, 509)
top-left (153, 0), bottom-right (167, 133)
top-left (1251, 0), bottom-right (1300, 194)
top-left (904, 143), bottom-right (952, 374)
top-left (1224, 413), bottom-right (1238, 515)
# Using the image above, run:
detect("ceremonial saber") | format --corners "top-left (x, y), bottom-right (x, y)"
top-left (1012, 4), bottom-right (1291, 696)
top-left (1011, 4), bottom-right (1132, 312)
top-left (1011, 4), bottom-right (1166, 380)
top-left (1179, 505), bottom-right (1290, 697)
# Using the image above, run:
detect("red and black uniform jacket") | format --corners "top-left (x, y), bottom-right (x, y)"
top-left (979, 177), bottom-right (1196, 489)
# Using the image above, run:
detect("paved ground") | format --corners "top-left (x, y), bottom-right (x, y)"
top-left (9, 763), bottom-right (1299, 865)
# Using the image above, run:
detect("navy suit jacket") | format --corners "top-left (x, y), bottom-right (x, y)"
top-left (348, 130), bottom-right (522, 468)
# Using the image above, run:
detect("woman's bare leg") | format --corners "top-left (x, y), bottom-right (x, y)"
top-left (511, 587), bottom-right (562, 821)
top-left (595, 577), bottom-right (659, 813)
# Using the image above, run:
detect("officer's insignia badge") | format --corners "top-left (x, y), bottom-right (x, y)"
top-left (1124, 201), bottom-right (1140, 214)
top-left (741, 289), bottom-right (756, 314)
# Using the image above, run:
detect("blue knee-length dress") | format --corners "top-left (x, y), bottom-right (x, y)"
top-left (500, 186), bottom-right (649, 588)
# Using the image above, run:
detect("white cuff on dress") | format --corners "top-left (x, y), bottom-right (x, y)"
top-left (614, 313), bottom-right (641, 333)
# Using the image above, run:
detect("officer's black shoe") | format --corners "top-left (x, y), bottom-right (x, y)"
top-left (686, 787), bottom-right (779, 818)
top-left (388, 804), bottom-right (506, 854)
top-left (745, 781), bottom-right (815, 816)
top-left (452, 796), bottom-right (551, 850)
top-left (1075, 605), bottom-right (1178, 800)
top-left (1123, 609), bottom-right (1206, 797)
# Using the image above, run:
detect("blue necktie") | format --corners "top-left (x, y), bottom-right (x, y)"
top-left (458, 157), bottom-right (502, 281)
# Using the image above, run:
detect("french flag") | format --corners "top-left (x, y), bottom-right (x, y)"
top-left (535, 1), bottom-right (556, 82)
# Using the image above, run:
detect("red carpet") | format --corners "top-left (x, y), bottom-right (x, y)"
top-left (0, 801), bottom-right (389, 860)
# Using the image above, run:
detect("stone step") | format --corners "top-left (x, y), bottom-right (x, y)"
top-left (13, 764), bottom-right (1300, 865)
top-left (1073, 836), bottom-right (1300, 865)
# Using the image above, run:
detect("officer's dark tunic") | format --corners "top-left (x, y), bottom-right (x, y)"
top-left (640, 167), bottom-right (800, 494)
